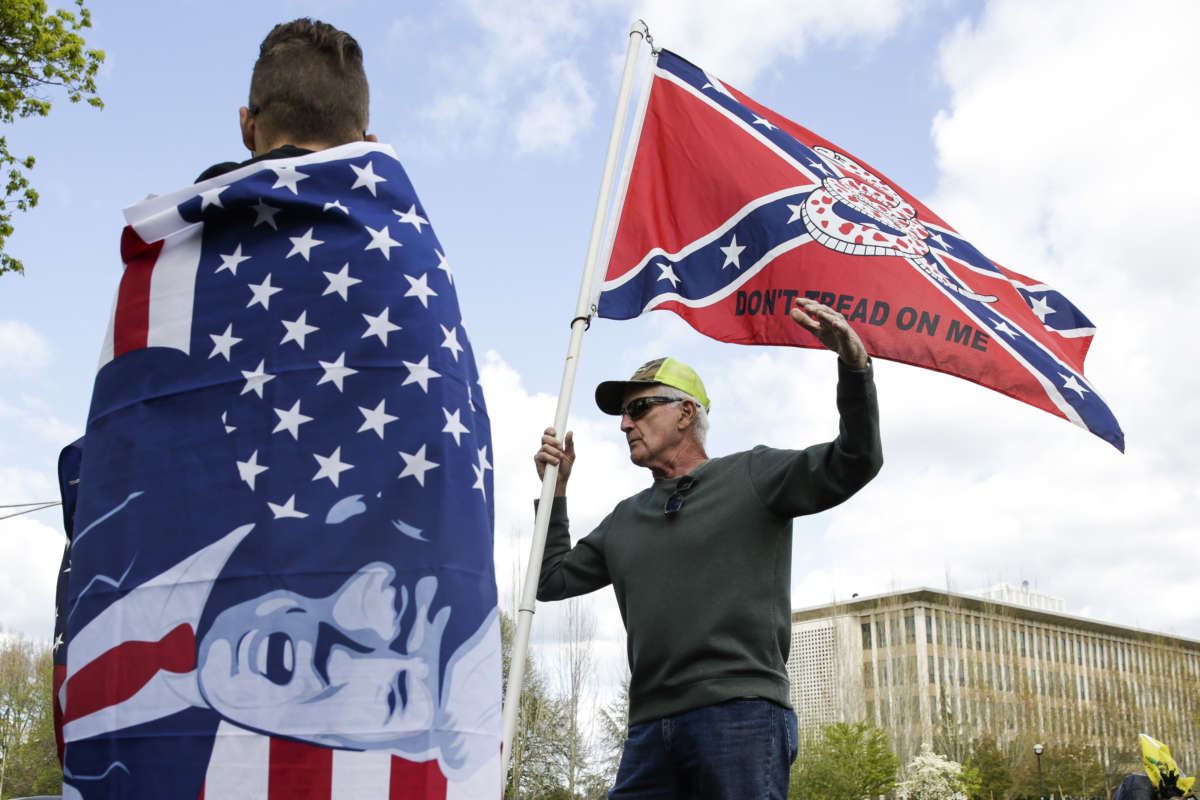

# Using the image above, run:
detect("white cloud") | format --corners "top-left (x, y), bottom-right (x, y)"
top-left (0, 320), bottom-right (52, 371)
top-left (0, 515), bottom-right (64, 641)
top-left (514, 60), bottom-right (597, 154)
top-left (632, 0), bottom-right (915, 85)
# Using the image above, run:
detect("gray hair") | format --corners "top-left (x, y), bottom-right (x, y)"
top-left (656, 385), bottom-right (709, 446)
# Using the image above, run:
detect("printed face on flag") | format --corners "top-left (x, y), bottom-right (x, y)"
top-left (597, 50), bottom-right (1122, 450)
top-left (59, 142), bottom-right (501, 798)
top-left (197, 567), bottom-right (445, 747)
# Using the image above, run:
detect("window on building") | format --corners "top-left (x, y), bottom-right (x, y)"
top-left (976, 622), bottom-right (982, 650)
top-left (927, 614), bottom-right (934, 644)
top-left (1020, 630), bottom-right (1027, 657)
top-left (905, 614), bottom-right (916, 642)
top-left (877, 620), bottom-right (887, 649)
top-left (929, 655), bottom-right (936, 684)
top-left (862, 622), bottom-right (872, 650)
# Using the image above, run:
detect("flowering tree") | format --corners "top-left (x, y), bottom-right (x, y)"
top-left (897, 745), bottom-right (982, 800)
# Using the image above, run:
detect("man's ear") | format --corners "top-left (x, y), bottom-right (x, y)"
top-left (676, 399), bottom-right (696, 430)
top-left (238, 106), bottom-right (257, 155)
top-left (365, 133), bottom-right (378, 143)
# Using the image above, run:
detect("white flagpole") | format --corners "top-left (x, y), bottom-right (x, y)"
top-left (500, 19), bottom-right (649, 787)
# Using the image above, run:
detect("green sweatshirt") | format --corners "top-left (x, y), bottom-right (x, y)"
top-left (537, 362), bottom-right (883, 726)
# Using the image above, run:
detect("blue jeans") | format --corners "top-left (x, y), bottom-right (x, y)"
top-left (610, 698), bottom-right (798, 799)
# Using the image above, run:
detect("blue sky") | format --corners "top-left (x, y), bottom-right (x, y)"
top-left (2, 0), bottom-right (1198, 706)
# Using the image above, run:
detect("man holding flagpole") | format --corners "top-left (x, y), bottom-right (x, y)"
top-left (534, 296), bottom-right (882, 799)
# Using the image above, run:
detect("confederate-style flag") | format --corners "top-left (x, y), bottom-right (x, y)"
top-left (596, 49), bottom-right (1123, 451)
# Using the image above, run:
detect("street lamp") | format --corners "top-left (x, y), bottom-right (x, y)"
top-left (1033, 743), bottom-right (1046, 800)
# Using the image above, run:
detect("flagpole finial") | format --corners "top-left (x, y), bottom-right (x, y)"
top-left (632, 19), bottom-right (657, 53)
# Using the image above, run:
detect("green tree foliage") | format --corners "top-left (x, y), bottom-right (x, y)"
top-left (1009, 740), bottom-right (1109, 800)
top-left (897, 745), bottom-right (982, 800)
top-left (966, 735), bottom-right (1013, 800)
top-left (789, 721), bottom-right (900, 800)
top-left (0, 635), bottom-right (60, 799)
top-left (0, 0), bottom-right (104, 276)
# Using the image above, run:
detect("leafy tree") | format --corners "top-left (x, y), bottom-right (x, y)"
top-left (0, 635), bottom-right (60, 799)
top-left (897, 745), bottom-right (982, 800)
top-left (0, 0), bottom-right (104, 276)
top-left (966, 735), bottom-right (1013, 800)
top-left (789, 721), bottom-right (899, 800)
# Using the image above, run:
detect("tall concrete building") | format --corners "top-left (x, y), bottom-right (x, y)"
top-left (785, 585), bottom-right (1200, 769)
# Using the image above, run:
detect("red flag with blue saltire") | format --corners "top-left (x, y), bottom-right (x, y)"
top-left (596, 49), bottom-right (1123, 451)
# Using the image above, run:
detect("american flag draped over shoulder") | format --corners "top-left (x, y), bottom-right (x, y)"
top-left (597, 50), bottom-right (1123, 451)
top-left (57, 142), bottom-right (501, 799)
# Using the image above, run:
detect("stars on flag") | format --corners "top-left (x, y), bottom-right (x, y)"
top-left (394, 204), bottom-right (428, 233)
top-left (317, 352), bottom-right (357, 391)
top-left (442, 408), bottom-right (469, 445)
top-left (350, 161), bottom-right (387, 195)
top-left (362, 307), bottom-right (401, 345)
top-left (1059, 373), bottom-right (1090, 399)
top-left (440, 324), bottom-right (463, 361)
top-left (252, 198), bottom-right (281, 229)
top-left (236, 450), bottom-right (268, 490)
top-left (216, 244), bottom-right (251, 276)
top-left (280, 311), bottom-right (319, 349)
top-left (313, 446), bottom-right (354, 487)
top-left (473, 446), bottom-right (492, 498)
top-left (358, 399), bottom-right (397, 439)
top-left (270, 164), bottom-right (309, 195)
top-left (435, 249), bottom-right (453, 284)
top-left (720, 234), bottom-right (746, 270)
top-left (402, 355), bottom-right (440, 392)
top-left (656, 262), bottom-right (680, 287)
top-left (209, 323), bottom-right (241, 360)
top-left (200, 185), bottom-right (227, 210)
top-left (287, 228), bottom-right (324, 261)
top-left (322, 263), bottom-right (361, 301)
top-left (404, 273), bottom-right (437, 308)
top-left (240, 360), bottom-right (275, 398)
top-left (364, 224), bottom-right (402, 259)
top-left (1029, 295), bottom-right (1055, 322)
top-left (398, 444), bottom-right (438, 486)
top-left (268, 494), bottom-right (308, 519)
top-left (247, 273), bottom-right (282, 310)
top-left (751, 115), bottom-right (775, 131)
top-left (272, 400), bottom-right (313, 440)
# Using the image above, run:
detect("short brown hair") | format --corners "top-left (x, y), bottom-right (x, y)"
top-left (248, 18), bottom-right (369, 147)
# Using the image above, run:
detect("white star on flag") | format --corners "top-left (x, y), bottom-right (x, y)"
top-left (992, 319), bottom-right (1020, 339)
top-left (313, 446), bottom-right (354, 487)
top-left (208, 323), bottom-right (241, 360)
top-left (440, 324), bottom-right (463, 361)
top-left (358, 399), bottom-right (398, 439)
top-left (200, 185), bottom-right (227, 210)
top-left (268, 495), bottom-right (308, 519)
top-left (394, 204), bottom-right (428, 232)
top-left (364, 224), bottom-right (401, 259)
top-left (656, 262), bottom-right (680, 287)
top-left (322, 263), bottom-right (361, 301)
top-left (287, 228), bottom-right (324, 261)
top-left (720, 234), bottom-right (746, 270)
top-left (1059, 373), bottom-right (1090, 399)
top-left (1029, 295), bottom-right (1055, 322)
top-left (272, 399), bottom-right (313, 440)
top-left (323, 200), bottom-right (349, 214)
top-left (240, 360), bottom-right (275, 398)
top-left (271, 164), bottom-right (309, 194)
top-left (807, 159), bottom-right (830, 176)
top-left (216, 244), bottom-right (251, 276)
top-left (442, 408), bottom-right (469, 445)
top-left (317, 352), bottom-right (358, 391)
top-left (280, 311), bottom-right (319, 349)
top-left (398, 444), bottom-right (438, 486)
top-left (402, 355), bottom-right (440, 393)
top-left (236, 450), bottom-right (268, 490)
top-left (404, 273), bottom-right (438, 308)
top-left (785, 203), bottom-right (804, 224)
top-left (435, 249), bottom-right (453, 284)
top-left (350, 161), bottom-right (387, 195)
top-left (472, 445), bottom-right (492, 497)
top-left (362, 308), bottom-right (401, 345)
top-left (252, 198), bottom-right (281, 229)
top-left (247, 273), bottom-right (283, 310)
top-left (751, 115), bottom-right (775, 130)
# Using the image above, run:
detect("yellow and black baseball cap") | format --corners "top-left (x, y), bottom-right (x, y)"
top-left (595, 357), bottom-right (711, 415)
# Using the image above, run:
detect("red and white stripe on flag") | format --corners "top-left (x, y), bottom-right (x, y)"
top-left (200, 723), bottom-right (452, 800)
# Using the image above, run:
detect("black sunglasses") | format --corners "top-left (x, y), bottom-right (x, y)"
top-left (620, 395), bottom-right (680, 420)
top-left (664, 475), bottom-right (697, 518)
